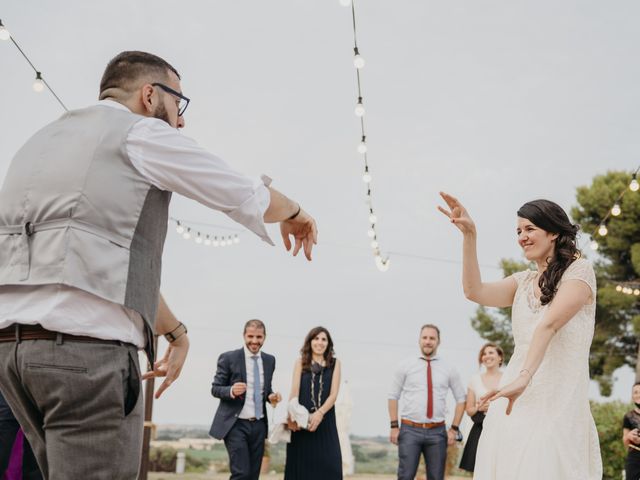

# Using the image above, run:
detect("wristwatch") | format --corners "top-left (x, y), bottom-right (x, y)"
top-left (164, 322), bottom-right (188, 343)
top-left (450, 425), bottom-right (463, 442)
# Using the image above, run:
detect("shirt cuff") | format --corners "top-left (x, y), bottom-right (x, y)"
top-left (229, 386), bottom-right (235, 399)
top-left (226, 176), bottom-right (274, 246)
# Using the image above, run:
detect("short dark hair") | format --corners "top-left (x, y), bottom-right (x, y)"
top-left (420, 324), bottom-right (440, 340)
top-left (99, 51), bottom-right (180, 99)
top-left (244, 319), bottom-right (266, 335)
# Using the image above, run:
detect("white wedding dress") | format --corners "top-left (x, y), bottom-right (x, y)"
top-left (473, 258), bottom-right (602, 479)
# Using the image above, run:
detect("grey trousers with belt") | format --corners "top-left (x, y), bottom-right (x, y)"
top-left (0, 337), bottom-right (143, 479)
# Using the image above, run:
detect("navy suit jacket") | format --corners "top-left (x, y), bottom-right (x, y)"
top-left (209, 348), bottom-right (275, 440)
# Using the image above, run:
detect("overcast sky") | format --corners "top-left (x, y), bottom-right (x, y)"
top-left (1, 0), bottom-right (638, 436)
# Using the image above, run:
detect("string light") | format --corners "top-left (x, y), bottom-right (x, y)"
top-left (586, 167), bottom-right (639, 254)
top-left (32, 72), bottom-right (44, 93)
top-left (0, 20), bottom-right (10, 41)
top-left (342, 0), bottom-right (390, 271)
top-left (354, 97), bottom-right (365, 117)
top-left (1, 19), bottom-right (68, 110)
top-left (357, 136), bottom-right (367, 154)
top-left (170, 218), bottom-right (242, 250)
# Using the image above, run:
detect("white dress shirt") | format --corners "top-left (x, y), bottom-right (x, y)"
top-left (238, 346), bottom-right (265, 420)
top-left (0, 100), bottom-right (273, 347)
top-left (389, 354), bottom-right (466, 423)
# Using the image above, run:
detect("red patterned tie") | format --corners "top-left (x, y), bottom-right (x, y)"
top-left (426, 358), bottom-right (433, 419)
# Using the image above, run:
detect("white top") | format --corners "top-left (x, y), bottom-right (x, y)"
top-left (389, 354), bottom-right (466, 423)
top-left (0, 100), bottom-right (273, 347)
top-left (468, 373), bottom-right (490, 400)
top-left (474, 258), bottom-right (602, 479)
top-left (238, 346), bottom-right (265, 420)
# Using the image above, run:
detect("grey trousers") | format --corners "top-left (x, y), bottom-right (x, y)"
top-left (397, 424), bottom-right (447, 480)
top-left (0, 337), bottom-right (143, 480)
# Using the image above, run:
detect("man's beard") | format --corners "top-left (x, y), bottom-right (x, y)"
top-left (153, 102), bottom-right (171, 125)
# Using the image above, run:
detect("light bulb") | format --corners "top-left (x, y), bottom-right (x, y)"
top-left (364, 193), bottom-right (372, 205)
top-left (589, 240), bottom-right (598, 251)
top-left (369, 213), bottom-right (377, 223)
top-left (598, 225), bottom-right (608, 236)
top-left (635, 289), bottom-right (640, 296)
top-left (195, 234), bottom-right (203, 244)
top-left (625, 287), bottom-right (632, 295)
top-left (213, 237), bottom-right (220, 247)
top-left (183, 229), bottom-right (191, 240)
top-left (362, 172), bottom-right (372, 183)
top-left (616, 285), bottom-right (623, 292)
top-left (611, 204), bottom-right (621, 216)
top-left (353, 54), bottom-right (365, 69)
top-left (176, 224), bottom-right (185, 234)
top-left (371, 240), bottom-right (378, 249)
top-left (630, 177), bottom-right (639, 192)
top-left (204, 236), bottom-right (212, 246)
top-left (375, 255), bottom-right (390, 272)
top-left (234, 235), bottom-right (240, 244)
top-left (0, 23), bottom-right (10, 41)
top-left (33, 73), bottom-right (44, 93)
top-left (355, 98), bottom-right (365, 117)
top-left (367, 228), bottom-right (375, 238)
top-left (339, 0), bottom-right (351, 6)
top-left (357, 141), bottom-right (367, 154)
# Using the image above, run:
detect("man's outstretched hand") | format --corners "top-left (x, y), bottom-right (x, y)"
top-left (142, 335), bottom-right (190, 399)
top-left (280, 208), bottom-right (318, 261)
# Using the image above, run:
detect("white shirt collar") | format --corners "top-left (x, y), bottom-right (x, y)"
top-left (97, 99), bottom-right (132, 112)
top-left (244, 345), bottom-right (261, 359)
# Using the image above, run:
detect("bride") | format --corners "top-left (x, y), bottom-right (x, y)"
top-left (438, 192), bottom-right (602, 479)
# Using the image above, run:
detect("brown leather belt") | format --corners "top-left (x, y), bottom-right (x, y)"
top-left (0, 324), bottom-right (124, 346)
top-left (401, 419), bottom-right (445, 429)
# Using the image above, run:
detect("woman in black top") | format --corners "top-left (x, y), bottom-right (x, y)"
top-left (623, 382), bottom-right (640, 480)
top-left (285, 326), bottom-right (342, 480)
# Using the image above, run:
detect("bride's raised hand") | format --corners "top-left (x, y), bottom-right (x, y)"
top-left (437, 192), bottom-right (476, 235)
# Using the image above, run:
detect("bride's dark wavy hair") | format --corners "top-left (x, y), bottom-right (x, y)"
top-left (300, 326), bottom-right (336, 372)
top-left (517, 199), bottom-right (581, 305)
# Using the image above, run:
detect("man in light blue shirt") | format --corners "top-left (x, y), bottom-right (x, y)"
top-left (388, 324), bottom-right (466, 480)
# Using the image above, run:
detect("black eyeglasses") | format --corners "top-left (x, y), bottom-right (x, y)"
top-left (152, 83), bottom-right (190, 116)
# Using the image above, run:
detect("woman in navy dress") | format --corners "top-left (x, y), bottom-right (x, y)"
top-left (285, 326), bottom-right (342, 480)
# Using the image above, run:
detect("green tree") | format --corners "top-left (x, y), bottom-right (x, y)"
top-left (590, 400), bottom-right (628, 479)
top-left (571, 170), bottom-right (640, 394)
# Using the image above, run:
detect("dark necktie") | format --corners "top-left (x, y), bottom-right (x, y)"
top-left (426, 358), bottom-right (433, 419)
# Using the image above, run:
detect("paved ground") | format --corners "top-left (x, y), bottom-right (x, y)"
top-left (149, 474), bottom-right (467, 480)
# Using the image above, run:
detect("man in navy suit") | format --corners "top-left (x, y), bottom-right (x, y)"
top-left (210, 319), bottom-right (281, 480)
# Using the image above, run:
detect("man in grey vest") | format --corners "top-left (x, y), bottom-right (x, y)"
top-left (0, 51), bottom-right (318, 480)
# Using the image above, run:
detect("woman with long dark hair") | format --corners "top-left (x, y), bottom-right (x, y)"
top-left (438, 193), bottom-right (601, 479)
top-left (284, 326), bottom-right (342, 480)
top-left (458, 343), bottom-right (503, 473)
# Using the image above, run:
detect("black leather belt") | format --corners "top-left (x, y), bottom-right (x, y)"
top-left (0, 323), bottom-right (125, 346)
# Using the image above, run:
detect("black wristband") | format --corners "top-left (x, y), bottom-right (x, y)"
top-left (390, 420), bottom-right (399, 429)
top-left (451, 425), bottom-right (459, 431)
top-left (288, 204), bottom-right (301, 220)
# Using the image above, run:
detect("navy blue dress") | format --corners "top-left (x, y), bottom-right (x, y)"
top-left (284, 363), bottom-right (342, 480)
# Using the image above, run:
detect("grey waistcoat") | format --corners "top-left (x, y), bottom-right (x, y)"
top-left (0, 105), bottom-right (172, 363)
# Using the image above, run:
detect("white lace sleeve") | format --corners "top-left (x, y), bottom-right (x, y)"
top-left (560, 258), bottom-right (597, 300)
top-left (510, 270), bottom-right (531, 286)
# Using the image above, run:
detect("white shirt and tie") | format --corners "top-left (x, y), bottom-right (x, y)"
top-left (237, 346), bottom-right (265, 420)
top-left (389, 354), bottom-right (466, 423)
